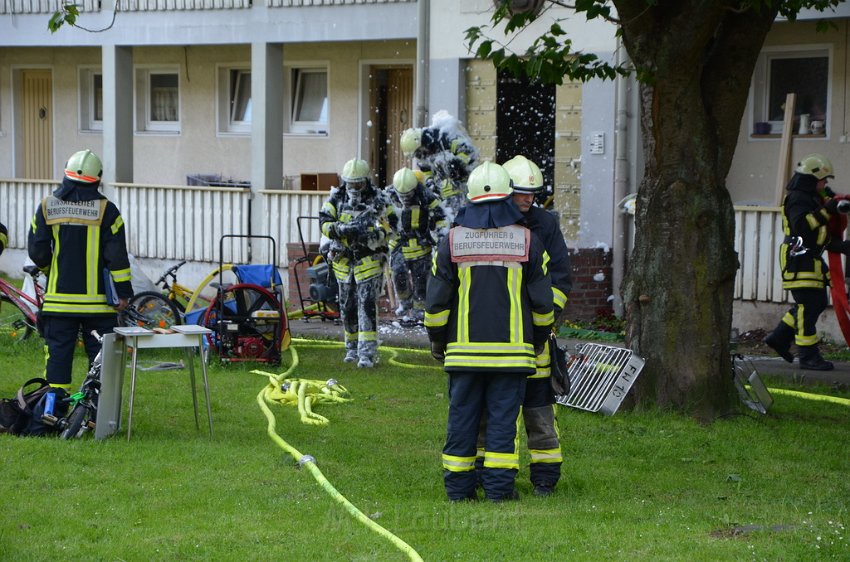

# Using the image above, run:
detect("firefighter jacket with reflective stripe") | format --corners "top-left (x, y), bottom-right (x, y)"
top-left (425, 225), bottom-right (554, 374)
top-left (387, 184), bottom-right (448, 261)
top-left (28, 182), bottom-right (133, 316)
top-left (523, 206), bottom-right (571, 316)
top-left (780, 178), bottom-right (836, 290)
top-left (319, 184), bottom-right (397, 282)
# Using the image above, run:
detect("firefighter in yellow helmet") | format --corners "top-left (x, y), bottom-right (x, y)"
top-left (470, 154), bottom-right (573, 496)
top-left (28, 149), bottom-right (133, 410)
top-left (764, 153), bottom-right (850, 371)
top-left (319, 158), bottom-right (397, 368)
top-left (425, 161), bottom-right (554, 502)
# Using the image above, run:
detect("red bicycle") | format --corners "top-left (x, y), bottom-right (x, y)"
top-left (0, 265), bottom-right (45, 342)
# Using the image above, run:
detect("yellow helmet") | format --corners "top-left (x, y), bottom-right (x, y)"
top-left (341, 158), bottom-right (370, 182)
top-left (466, 162), bottom-right (512, 203)
top-left (796, 153), bottom-right (834, 180)
top-left (413, 170), bottom-right (425, 184)
top-left (400, 128), bottom-right (422, 156)
top-left (64, 149), bottom-right (103, 184)
top-left (502, 155), bottom-right (544, 193)
top-left (392, 167), bottom-right (419, 195)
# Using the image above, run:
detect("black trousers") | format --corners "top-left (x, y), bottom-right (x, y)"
top-left (42, 315), bottom-right (117, 387)
top-left (786, 287), bottom-right (829, 347)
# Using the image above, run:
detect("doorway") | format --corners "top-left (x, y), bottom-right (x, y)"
top-left (367, 66), bottom-right (413, 188)
top-left (496, 69), bottom-right (555, 189)
top-left (20, 69), bottom-right (54, 179)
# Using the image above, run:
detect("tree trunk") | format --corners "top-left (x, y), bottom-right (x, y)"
top-left (616, 0), bottom-right (778, 419)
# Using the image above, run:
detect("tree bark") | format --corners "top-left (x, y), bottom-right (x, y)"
top-left (616, 0), bottom-right (778, 419)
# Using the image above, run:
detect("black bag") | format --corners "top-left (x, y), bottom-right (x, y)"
top-left (24, 387), bottom-right (69, 437)
top-left (0, 378), bottom-right (52, 435)
top-left (549, 333), bottom-right (571, 397)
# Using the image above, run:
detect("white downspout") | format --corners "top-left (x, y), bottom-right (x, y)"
top-left (611, 39), bottom-right (630, 317)
top-left (415, 0), bottom-right (429, 128)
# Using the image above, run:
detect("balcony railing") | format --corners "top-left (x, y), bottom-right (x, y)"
top-left (0, 0), bottom-right (411, 13)
top-left (0, 0), bottom-right (100, 14)
top-left (0, 179), bottom-right (791, 304)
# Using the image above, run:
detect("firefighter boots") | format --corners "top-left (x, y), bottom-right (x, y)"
top-left (798, 345), bottom-right (834, 371)
top-left (763, 323), bottom-right (795, 363)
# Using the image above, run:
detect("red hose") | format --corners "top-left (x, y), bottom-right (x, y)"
top-left (827, 213), bottom-right (850, 346)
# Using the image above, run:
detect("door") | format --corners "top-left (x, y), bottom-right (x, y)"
top-left (368, 66), bottom-right (413, 187)
top-left (496, 69), bottom-right (555, 189)
top-left (22, 70), bottom-right (53, 179)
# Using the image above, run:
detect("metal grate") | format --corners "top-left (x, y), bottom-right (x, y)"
top-left (556, 343), bottom-right (645, 415)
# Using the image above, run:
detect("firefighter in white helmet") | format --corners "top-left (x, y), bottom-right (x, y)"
top-left (28, 149), bottom-right (133, 408)
top-left (319, 158), bottom-right (397, 368)
top-left (386, 167), bottom-right (448, 325)
top-left (425, 161), bottom-right (553, 502)
top-left (764, 153), bottom-right (850, 371)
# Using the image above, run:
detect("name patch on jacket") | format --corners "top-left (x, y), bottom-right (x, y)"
top-left (449, 225), bottom-right (530, 263)
top-left (43, 196), bottom-right (106, 226)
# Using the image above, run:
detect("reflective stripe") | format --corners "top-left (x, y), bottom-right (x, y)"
top-left (110, 215), bottom-right (124, 235)
top-left (529, 448), bottom-right (563, 464)
top-left (42, 302), bottom-right (115, 314)
top-left (553, 287), bottom-right (568, 310)
top-left (541, 250), bottom-right (550, 276)
top-left (111, 267), bottom-right (132, 283)
top-left (424, 309), bottom-right (449, 327)
top-left (508, 267), bottom-right (522, 343)
top-left (344, 330), bottom-right (357, 343)
top-left (448, 342), bottom-right (535, 354)
top-left (457, 266), bottom-right (471, 343)
top-left (533, 310), bottom-right (554, 326)
top-left (444, 355), bottom-right (536, 370)
top-left (358, 331), bottom-right (377, 342)
top-left (483, 451), bottom-right (519, 470)
top-left (442, 454), bottom-right (476, 472)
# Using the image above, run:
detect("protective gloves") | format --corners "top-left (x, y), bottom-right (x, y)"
top-left (824, 198), bottom-right (840, 214)
top-left (430, 341), bottom-right (446, 363)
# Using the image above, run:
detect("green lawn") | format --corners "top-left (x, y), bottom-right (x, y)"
top-left (0, 334), bottom-right (848, 561)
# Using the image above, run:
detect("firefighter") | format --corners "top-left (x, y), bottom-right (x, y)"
top-left (319, 158), bottom-right (396, 368)
top-left (764, 153), bottom-right (850, 371)
top-left (474, 154), bottom-right (571, 496)
top-left (425, 161), bottom-right (554, 502)
top-left (0, 221), bottom-right (7, 256)
top-left (387, 167), bottom-right (448, 325)
top-left (28, 149), bottom-right (133, 395)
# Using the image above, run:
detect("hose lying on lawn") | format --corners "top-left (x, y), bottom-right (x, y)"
top-left (254, 344), bottom-right (424, 562)
top-left (290, 336), bottom-right (443, 370)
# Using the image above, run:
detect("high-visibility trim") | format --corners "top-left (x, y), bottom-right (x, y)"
top-left (42, 302), bottom-right (116, 314)
top-left (541, 250), bottom-right (550, 276)
top-left (442, 454), bottom-right (476, 472)
top-left (358, 331), bottom-right (377, 342)
top-left (508, 267), bottom-right (522, 343)
top-left (806, 213), bottom-right (822, 229)
top-left (43, 292), bottom-right (108, 303)
top-left (781, 312), bottom-right (794, 327)
top-left (444, 354), bottom-right (535, 370)
top-left (424, 309), bottom-right (449, 327)
top-left (321, 201), bottom-right (337, 215)
top-left (533, 310), bottom-right (554, 326)
top-left (483, 451), bottom-right (519, 470)
top-left (49, 383), bottom-right (73, 391)
top-left (344, 331), bottom-right (357, 343)
top-left (111, 267), bottom-right (132, 283)
top-left (457, 266), bottom-right (471, 342)
top-left (529, 448), bottom-right (563, 464)
top-left (64, 170), bottom-right (100, 183)
top-left (448, 341), bottom-right (535, 353)
top-left (476, 448), bottom-right (485, 460)
top-left (86, 224), bottom-right (99, 297)
top-left (110, 216), bottom-right (124, 235)
top-left (0, 232), bottom-right (6, 247)
top-left (431, 250), bottom-right (438, 276)
top-left (553, 287), bottom-right (568, 310)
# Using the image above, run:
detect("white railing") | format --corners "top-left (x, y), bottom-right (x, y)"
top-left (734, 206), bottom-right (785, 303)
top-left (0, 178), bottom-right (792, 304)
top-left (0, 0), bottom-right (100, 14)
top-left (267, 0), bottom-right (411, 7)
top-left (119, 0), bottom-right (251, 11)
top-left (111, 182), bottom-right (252, 263)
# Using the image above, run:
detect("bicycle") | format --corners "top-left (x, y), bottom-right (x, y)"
top-left (0, 265), bottom-right (46, 342)
top-left (126, 260), bottom-right (236, 329)
top-left (57, 330), bottom-right (104, 439)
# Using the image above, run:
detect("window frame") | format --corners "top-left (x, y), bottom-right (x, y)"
top-left (286, 63), bottom-right (329, 135)
top-left (78, 66), bottom-right (103, 133)
top-left (134, 66), bottom-right (181, 134)
top-left (217, 65), bottom-right (252, 135)
top-left (750, 44), bottom-right (832, 136)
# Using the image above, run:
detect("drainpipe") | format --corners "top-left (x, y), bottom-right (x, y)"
top-left (415, 0), bottom-right (429, 127)
top-left (611, 39), bottom-right (630, 317)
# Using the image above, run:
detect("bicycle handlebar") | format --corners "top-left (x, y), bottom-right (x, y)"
top-left (155, 260), bottom-right (187, 287)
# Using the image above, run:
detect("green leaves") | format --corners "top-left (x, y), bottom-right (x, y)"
top-left (47, 3), bottom-right (79, 33)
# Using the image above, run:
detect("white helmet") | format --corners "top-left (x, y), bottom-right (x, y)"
top-left (502, 155), bottom-right (544, 193)
top-left (341, 158), bottom-right (370, 182)
top-left (796, 153), bottom-right (834, 180)
top-left (400, 128), bottom-right (422, 156)
top-left (64, 149), bottom-right (103, 184)
top-left (466, 162), bottom-right (513, 204)
top-left (392, 167), bottom-right (419, 195)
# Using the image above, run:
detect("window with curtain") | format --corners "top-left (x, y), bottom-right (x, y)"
top-left (150, 73), bottom-right (179, 122)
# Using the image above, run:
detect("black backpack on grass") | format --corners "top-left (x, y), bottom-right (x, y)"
top-left (0, 378), bottom-right (66, 436)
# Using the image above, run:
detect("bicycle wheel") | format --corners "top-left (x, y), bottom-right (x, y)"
top-left (59, 404), bottom-right (90, 439)
top-left (123, 291), bottom-right (182, 330)
top-left (0, 294), bottom-right (36, 342)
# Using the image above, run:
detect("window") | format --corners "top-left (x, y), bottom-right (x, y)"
top-left (751, 47), bottom-right (830, 135)
top-left (79, 67), bottom-right (102, 132)
top-left (135, 67), bottom-right (180, 133)
top-left (289, 67), bottom-right (328, 134)
top-left (217, 66), bottom-right (251, 134)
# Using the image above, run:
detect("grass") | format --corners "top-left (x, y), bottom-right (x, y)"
top-left (0, 333), bottom-right (848, 561)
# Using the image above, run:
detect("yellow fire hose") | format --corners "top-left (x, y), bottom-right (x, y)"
top-left (768, 387), bottom-right (850, 407)
top-left (254, 343), bottom-right (424, 562)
